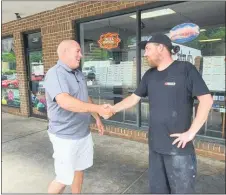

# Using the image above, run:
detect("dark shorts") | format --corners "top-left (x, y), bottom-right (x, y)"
top-left (149, 149), bottom-right (197, 194)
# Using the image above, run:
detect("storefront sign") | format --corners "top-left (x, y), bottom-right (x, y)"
top-left (98, 32), bottom-right (121, 49)
top-left (169, 23), bottom-right (200, 43)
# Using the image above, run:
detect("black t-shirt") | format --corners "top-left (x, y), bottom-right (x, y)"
top-left (134, 60), bottom-right (210, 155)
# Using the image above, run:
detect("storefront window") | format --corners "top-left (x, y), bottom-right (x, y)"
top-left (1, 37), bottom-right (20, 108)
top-left (79, 1), bottom-right (225, 140)
top-left (140, 1), bottom-right (225, 139)
top-left (80, 13), bottom-right (137, 124)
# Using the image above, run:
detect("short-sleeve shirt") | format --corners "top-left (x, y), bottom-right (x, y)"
top-left (44, 60), bottom-right (91, 140)
top-left (134, 60), bottom-right (210, 155)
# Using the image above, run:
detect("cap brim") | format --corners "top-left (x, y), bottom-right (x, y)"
top-left (139, 41), bottom-right (148, 49)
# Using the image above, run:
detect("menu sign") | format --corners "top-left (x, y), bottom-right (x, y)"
top-left (202, 56), bottom-right (225, 91)
top-left (98, 32), bottom-right (121, 50)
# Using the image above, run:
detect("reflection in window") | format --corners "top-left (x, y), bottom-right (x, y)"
top-left (80, 13), bottom-right (137, 124)
top-left (1, 37), bottom-right (20, 108)
top-left (29, 51), bottom-right (46, 116)
top-left (140, 1), bottom-right (225, 139)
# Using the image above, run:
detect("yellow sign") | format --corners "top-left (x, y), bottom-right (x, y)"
top-left (98, 32), bottom-right (121, 50)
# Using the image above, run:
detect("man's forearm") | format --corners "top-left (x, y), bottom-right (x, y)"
top-left (189, 99), bottom-right (213, 135)
top-left (88, 97), bottom-right (101, 121)
top-left (113, 94), bottom-right (140, 113)
top-left (56, 94), bottom-right (100, 113)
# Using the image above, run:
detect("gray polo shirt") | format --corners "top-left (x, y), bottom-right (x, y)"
top-left (44, 60), bottom-right (91, 140)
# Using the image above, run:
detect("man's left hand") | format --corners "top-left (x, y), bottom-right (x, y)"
top-left (170, 130), bottom-right (196, 148)
top-left (96, 119), bottom-right (105, 135)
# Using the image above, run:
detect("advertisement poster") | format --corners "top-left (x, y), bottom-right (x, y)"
top-left (2, 88), bottom-right (20, 107)
top-left (2, 37), bottom-right (20, 107)
top-left (172, 43), bottom-right (202, 65)
top-left (202, 56), bottom-right (225, 91)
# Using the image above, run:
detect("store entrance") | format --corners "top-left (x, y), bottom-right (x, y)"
top-left (24, 32), bottom-right (47, 119)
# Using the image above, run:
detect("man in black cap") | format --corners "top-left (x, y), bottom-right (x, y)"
top-left (104, 33), bottom-right (213, 193)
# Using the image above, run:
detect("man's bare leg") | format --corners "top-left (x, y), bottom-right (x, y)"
top-left (71, 171), bottom-right (84, 194)
top-left (48, 180), bottom-right (66, 194)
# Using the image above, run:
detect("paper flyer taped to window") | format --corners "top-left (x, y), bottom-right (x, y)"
top-left (33, 65), bottom-right (44, 76)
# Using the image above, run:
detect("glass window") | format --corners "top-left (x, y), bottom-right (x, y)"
top-left (80, 13), bottom-right (137, 124)
top-left (140, 1), bottom-right (225, 139)
top-left (29, 51), bottom-right (46, 116)
top-left (1, 37), bottom-right (20, 108)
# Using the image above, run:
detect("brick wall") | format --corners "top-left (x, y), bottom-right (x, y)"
top-left (2, 0), bottom-right (150, 117)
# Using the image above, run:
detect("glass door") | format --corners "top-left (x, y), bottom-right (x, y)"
top-left (28, 50), bottom-right (47, 118)
top-left (24, 32), bottom-right (47, 118)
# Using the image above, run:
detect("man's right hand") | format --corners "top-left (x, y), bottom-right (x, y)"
top-left (97, 94), bottom-right (141, 119)
top-left (98, 104), bottom-right (115, 119)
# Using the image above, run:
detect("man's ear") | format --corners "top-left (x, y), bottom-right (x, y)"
top-left (158, 44), bottom-right (164, 52)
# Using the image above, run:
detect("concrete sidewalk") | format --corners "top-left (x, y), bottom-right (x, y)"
top-left (1, 113), bottom-right (225, 193)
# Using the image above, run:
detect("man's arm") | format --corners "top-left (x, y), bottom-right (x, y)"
top-left (188, 94), bottom-right (213, 135)
top-left (171, 64), bottom-right (213, 148)
top-left (104, 71), bottom-right (148, 118)
top-left (88, 96), bottom-right (105, 135)
top-left (171, 94), bottom-right (213, 148)
top-left (111, 93), bottom-right (141, 113)
top-left (55, 93), bottom-right (111, 117)
top-left (88, 96), bottom-right (102, 120)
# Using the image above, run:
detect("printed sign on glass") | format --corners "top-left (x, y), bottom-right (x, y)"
top-left (98, 32), bottom-right (121, 49)
top-left (169, 23), bottom-right (200, 43)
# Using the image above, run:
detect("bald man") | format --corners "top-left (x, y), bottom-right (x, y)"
top-left (44, 40), bottom-right (113, 194)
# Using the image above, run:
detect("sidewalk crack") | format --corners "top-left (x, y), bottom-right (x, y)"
top-left (121, 168), bottom-right (148, 194)
top-left (2, 129), bottom-right (47, 144)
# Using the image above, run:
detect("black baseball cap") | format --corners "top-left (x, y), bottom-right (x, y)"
top-left (139, 33), bottom-right (173, 50)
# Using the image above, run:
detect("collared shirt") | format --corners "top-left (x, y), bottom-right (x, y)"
top-left (44, 60), bottom-right (91, 140)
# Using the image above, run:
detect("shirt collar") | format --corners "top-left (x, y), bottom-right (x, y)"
top-left (57, 60), bottom-right (74, 72)
top-left (57, 60), bottom-right (82, 77)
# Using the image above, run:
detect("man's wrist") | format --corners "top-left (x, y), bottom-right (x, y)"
top-left (187, 129), bottom-right (197, 138)
top-left (112, 106), bottom-right (119, 114)
top-left (88, 104), bottom-right (100, 113)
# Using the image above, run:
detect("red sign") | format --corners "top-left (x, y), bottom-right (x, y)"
top-left (98, 32), bottom-right (121, 49)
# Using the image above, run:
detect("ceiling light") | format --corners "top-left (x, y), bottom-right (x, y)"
top-left (130, 8), bottom-right (176, 19)
top-left (199, 38), bottom-right (222, 42)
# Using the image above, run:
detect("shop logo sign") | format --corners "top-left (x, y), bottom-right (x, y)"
top-left (169, 23), bottom-right (200, 43)
top-left (98, 32), bottom-right (121, 49)
top-left (32, 37), bottom-right (39, 43)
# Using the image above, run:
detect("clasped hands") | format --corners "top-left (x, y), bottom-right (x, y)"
top-left (98, 104), bottom-right (116, 119)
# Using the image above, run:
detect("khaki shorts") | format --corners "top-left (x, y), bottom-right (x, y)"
top-left (48, 132), bottom-right (94, 185)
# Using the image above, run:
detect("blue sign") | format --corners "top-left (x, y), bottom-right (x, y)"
top-left (169, 23), bottom-right (200, 44)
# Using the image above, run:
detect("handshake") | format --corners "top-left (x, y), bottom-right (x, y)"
top-left (97, 104), bottom-right (116, 119)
